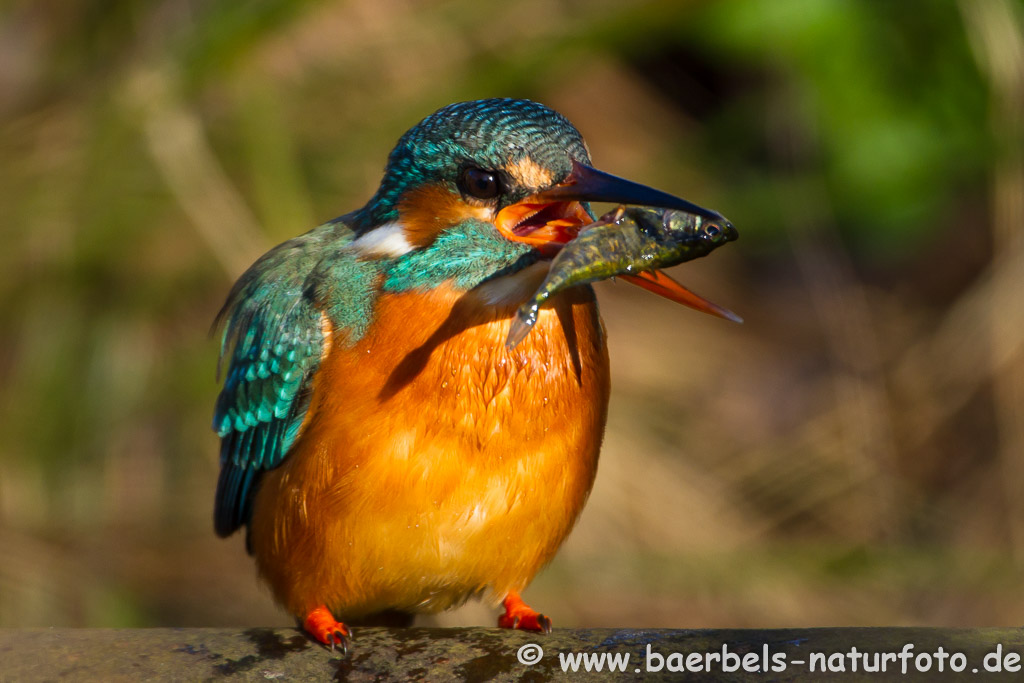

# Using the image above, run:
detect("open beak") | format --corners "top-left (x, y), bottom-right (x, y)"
top-left (494, 159), bottom-right (739, 323)
top-left (494, 160), bottom-right (725, 249)
top-left (620, 271), bottom-right (742, 323)
top-left (537, 159), bottom-right (725, 220)
top-left (493, 198), bottom-right (593, 250)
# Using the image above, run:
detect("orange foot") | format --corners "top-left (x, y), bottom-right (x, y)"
top-left (303, 605), bottom-right (351, 653)
top-left (497, 592), bottom-right (552, 633)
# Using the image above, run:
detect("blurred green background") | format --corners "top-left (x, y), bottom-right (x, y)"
top-left (2, 0), bottom-right (1023, 629)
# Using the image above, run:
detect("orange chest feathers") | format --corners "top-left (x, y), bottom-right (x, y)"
top-left (250, 279), bottom-right (611, 618)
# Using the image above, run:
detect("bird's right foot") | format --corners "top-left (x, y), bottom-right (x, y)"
top-left (498, 592), bottom-right (552, 633)
top-left (303, 605), bottom-right (351, 653)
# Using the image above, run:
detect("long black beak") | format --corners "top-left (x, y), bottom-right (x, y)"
top-left (536, 159), bottom-right (725, 221)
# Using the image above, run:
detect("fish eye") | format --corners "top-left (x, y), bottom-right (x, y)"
top-left (458, 166), bottom-right (501, 200)
top-left (704, 224), bottom-right (723, 242)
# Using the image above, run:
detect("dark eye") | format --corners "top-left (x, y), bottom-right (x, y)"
top-left (458, 167), bottom-right (500, 200)
top-left (704, 224), bottom-right (722, 242)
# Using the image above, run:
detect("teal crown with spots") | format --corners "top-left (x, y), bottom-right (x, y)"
top-left (360, 98), bottom-right (592, 228)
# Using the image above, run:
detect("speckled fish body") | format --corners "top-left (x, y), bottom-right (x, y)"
top-left (506, 206), bottom-right (738, 348)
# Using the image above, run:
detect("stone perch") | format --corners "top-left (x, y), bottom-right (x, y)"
top-left (3, 627), bottom-right (1024, 680)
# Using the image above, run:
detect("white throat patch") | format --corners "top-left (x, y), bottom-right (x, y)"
top-left (350, 222), bottom-right (414, 257)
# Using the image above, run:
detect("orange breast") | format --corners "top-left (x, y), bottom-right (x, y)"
top-left (249, 280), bottom-right (610, 620)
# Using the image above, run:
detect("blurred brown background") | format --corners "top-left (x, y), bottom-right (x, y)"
top-left (2, 0), bottom-right (1023, 630)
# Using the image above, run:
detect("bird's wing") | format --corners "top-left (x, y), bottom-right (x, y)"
top-left (212, 226), bottom-right (342, 539)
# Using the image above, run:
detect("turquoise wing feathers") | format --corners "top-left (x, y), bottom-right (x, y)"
top-left (212, 225), bottom-right (344, 538)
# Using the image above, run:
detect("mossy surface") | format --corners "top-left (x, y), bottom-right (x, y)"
top-left (3, 627), bottom-right (1024, 681)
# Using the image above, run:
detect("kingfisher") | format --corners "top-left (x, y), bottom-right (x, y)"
top-left (212, 98), bottom-right (728, 651)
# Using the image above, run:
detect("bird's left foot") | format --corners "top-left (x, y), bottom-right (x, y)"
top-left (303, 605), bottom-right (351, 653)
top-left (498, 592), bottom-right (552, 633)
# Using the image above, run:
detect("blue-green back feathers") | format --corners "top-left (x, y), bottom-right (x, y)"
top-left (213, 221), bottom-right (353, 538)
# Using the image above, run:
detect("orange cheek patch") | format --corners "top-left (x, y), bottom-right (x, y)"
top-left (397, 184), bottom-right (492, 248)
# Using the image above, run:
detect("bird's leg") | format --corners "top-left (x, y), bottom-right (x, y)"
top-left (497, 592), bottom-right (552, 633)
top-left (303, 605), bottom-right (352, 653)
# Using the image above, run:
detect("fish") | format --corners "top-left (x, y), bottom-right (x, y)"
top-left (506, 205), bottom-right (740, 349)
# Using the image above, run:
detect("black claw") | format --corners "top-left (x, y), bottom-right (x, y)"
top-left (320, 627), bottom-right (352, 655)
top-left (538, 615), bottom-right (552, 634)
top-left (333, 630), bottom-right (350, 657)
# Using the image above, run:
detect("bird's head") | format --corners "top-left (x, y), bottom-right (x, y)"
top-left (352, 99), bottom-right (725, 308)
